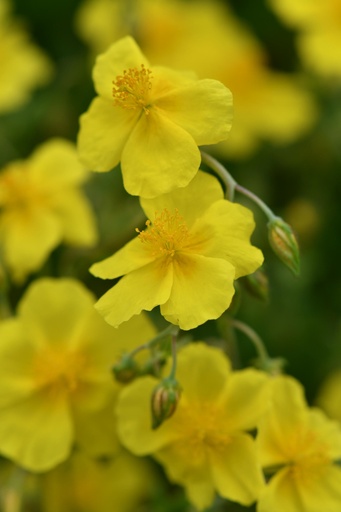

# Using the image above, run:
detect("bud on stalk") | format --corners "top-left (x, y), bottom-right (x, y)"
top-left (112, 354), bottom-right (139, 383)
top-left (267, 217), bottom-right (300, 276)
top-left (151, 377), bottom-right (181, 429)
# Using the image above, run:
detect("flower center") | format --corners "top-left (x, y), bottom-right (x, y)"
top-left (286, 428), bottom-right (331, 487)
top-left (136, 208), bottom-right (189, 258)
top-left (171, 402), bottom-right (231, 467)
top-left (0, 166), bottom-right (47, 212)
top-left (33, 347), bottom-right (88, 398)
top-left (112, 64), bottom-right (153, 114)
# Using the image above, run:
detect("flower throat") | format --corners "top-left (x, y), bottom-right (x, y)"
top-left (112, 64), bottom-right (152, 114)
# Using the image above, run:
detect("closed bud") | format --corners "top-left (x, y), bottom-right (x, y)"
top-left (241, 268), bottom-right (269, 302)
top-left (151, 377), bottom-right (181, 429)
top-left (268, 217), bottom-right (300, 276)
top-left (112, 354), bottom-right (139, 383)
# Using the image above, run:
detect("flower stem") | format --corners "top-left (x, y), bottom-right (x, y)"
top-left (200, 150), bottom-right (236, 200)
top-left (200, 150), bottom-right (277, 221)
top-left (232, 319), bottom-right (270, 365)
top-left (129, 323), bottom-right (179, 358)
top-left (168, 331), bottom-right (178, 380)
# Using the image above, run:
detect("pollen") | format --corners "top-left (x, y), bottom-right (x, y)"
top-left (112, 64), bottom-right (153, 114)
top-left (136, 208), bottom-right (190, 258)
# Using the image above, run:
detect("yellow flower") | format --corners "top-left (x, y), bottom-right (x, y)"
top-left (90, 171), bottom-right (263, 331)
top-left (0, 0), bottom-right (52, 114)
top-left (257, 376), bottom-right (341, 512)
top-left (0, 278), bottom-right (156, 471)
top-left (75, 0), bottom-right (317, 159)
top-left (116, 342), bottom-right (269, 510)
top-left (42, 450), bottom-right (157, 512)
top-left (268, 0), bottom-right (341, 76)
top-left (77, 35), bottom-right (233, 198)
top-left (0, 138), bottom-right (97, 282)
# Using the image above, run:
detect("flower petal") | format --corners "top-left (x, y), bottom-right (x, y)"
top-left (0, 391), bottom-right (73, 471)
top-left (257, 376), bottom-right (308, 467)
top-left (29, 138), bottom-right (87, 187)
top-left (155, 79), bottom-right (233, 145)
top-left (140, 170), bottom-right (224, 228)
top-left (2, 208), bottom-right (62, 282)
top-left (116, 376), bottom-right (179, 455)
top-left (209, 434), bottom-right (265, 506)
top-left (257, 467), bottom-right (304, 512)
top-left (18, 278), bottom-right (95, 348)
top-left (52, 189), bottom-right (98, 246)
top-left (161, 254), bottom-right (235, 330)
top-left (299, 464), bottom-right (341, 512)
top-left (191, 199), bottom-right (263, 278)
top-left (90, 236), bottom-right (155, 280)
top-left (78, 96), bottom-right (138, 172)
top-left (0, 319), bottom-right (38, 407)
top-left (171, 342), bottom-right (231, 402)
top-left (155, 447), bottom-right (216, 511)
top-left (93, 35), bottom-right (150, 100)
top-left (94, 259), bottom-right (173, 328)
top-left (220, 369), bottom-right (270, 432)
top-left (121, 109), bottom-right (200, 197)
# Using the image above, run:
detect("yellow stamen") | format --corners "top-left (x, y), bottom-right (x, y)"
top-left (112, 64), bottom-right (152, 114)
top-left (136, 208), bottom-right (189, 258)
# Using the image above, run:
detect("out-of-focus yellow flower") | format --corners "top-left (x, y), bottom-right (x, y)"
top-left (75, 0), bottom-right (317, 159)
top-left (257, 375), bottom-right (341, 512)
top-left (90, 171), bottom-right (263, 331)
top-left (41, 450), bottom-right (157, 512)
top-left (0, 138), bottom-right (97, 282)
top-left (77, 35), bottom-right (232, 197)
top-left (117, 342), bottom-right (269, 510)
top-left (268, 0), bottom-right (341, 76)
top-left (284, 198), bottom-right (321, 245)
top-left (316, 370), bottom-right (341, 423)
top-left (0, 278), bottom-right (156, 472)
top-left (0, 0), bottom-right (52, 114)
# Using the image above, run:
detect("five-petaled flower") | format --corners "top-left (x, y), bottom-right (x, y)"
top-left (77, 35), bottom-right (233, 198)
top-left (0, 278), bottom-right (156, 471)
top-left (257, 375), bottom-right (341, 512)
top-left (116, 342), bottom-right (269, 510)
top-left (0, 138), bottom-right (97, 282)
top-left (90, 171), bottom-right (263, 331)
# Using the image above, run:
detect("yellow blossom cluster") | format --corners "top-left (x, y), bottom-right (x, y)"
top-left (0, 5), bottom-right (339, 512)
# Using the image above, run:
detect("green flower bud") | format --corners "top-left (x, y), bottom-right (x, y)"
top-left (112, 354), bottom-right (139, 383)
top-left (241, 268), bottom-right (269, 302)
top-left (151, 377), bottom-right (181, 429)
top-left (268, 217), bottom-right (300, 276)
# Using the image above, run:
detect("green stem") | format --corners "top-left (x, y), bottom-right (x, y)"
top-left (168, 331), bottom-right (178, 380)
top-left (129, 324), bottom-right (179, 358)
top-left (232, 319), bottom-right (270, 364)
top-left (200, 150), bottom-right (236, 200)
top-left (200, 150), bottom-right (277, 221)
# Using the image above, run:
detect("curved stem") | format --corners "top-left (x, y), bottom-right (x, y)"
top-left (232, 319), bottom-right (270, 364)
top-left (129, 323), bottom-right (179, 358)
top-left (200, 150), bottom-right (236, 200)
top-left (200, 150), bottom-right (277, 221)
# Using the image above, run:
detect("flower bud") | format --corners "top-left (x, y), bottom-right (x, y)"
top-left (241, 268), bottom-right (269, 302)
top-left (112, 354), bottom-right (139, 383)
top-left (151, 377), bottom-right (181, 429)
top-left (268, 217), bottom-right (300, 276)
